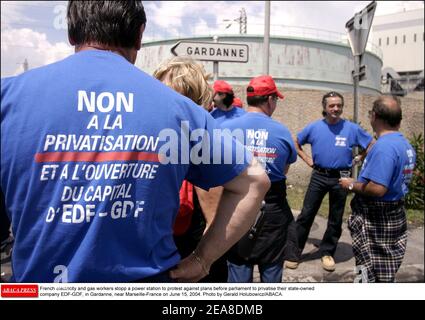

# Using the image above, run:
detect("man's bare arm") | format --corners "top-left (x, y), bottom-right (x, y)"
top-left (355, 139), bottom-right (376, 163)
top-left (295, 138), bottom-right (313, 168)
top-left (339, 178), bottom-right (388, 197)
top-left (195, 186), bottom-right (223, 228)
top-left (170, 158), bottom-right (270, 282)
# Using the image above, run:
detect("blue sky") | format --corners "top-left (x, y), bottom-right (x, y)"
top-left (1, 1), bottom-right (424, 77)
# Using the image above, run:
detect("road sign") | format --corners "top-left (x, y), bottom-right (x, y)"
top-left (345, 1), bottom-right (376, 56)
top-left (345, 1), bottom-right (377, 179)
top-left (171, 41), bottom-right (249, 63)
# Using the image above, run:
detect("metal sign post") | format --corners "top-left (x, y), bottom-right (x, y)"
top-left (345, 1), bottom-right (376, 178)
top-left (213, 36), bottom-right (219, 81)
top-left (263, 1), bottom-right (271, 75)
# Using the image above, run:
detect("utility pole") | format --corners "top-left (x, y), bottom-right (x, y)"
top-left (23, 58), bottom-right (29, 72)
top-left (17, 59), bottom-right (29, 73)
top-left (263, 1), bottom-right (271, 75)
top-left (213, 35), bottom-right (219, 81)
top-left (240, 8), bottom-right (247, 34)
top-left (224, 8), bottom-right (247, 35)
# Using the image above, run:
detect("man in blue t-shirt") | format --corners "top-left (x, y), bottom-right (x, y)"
top-left (0, 1), bottom-right (270, 283)
top-left (286, 91), bottom-right (374, 272)
top-left (222, 76), bottom-right (297, 283)
top-left (210, 80), bottom-right (246, 125)
top-left (340, 96), bottom-right (416, 282)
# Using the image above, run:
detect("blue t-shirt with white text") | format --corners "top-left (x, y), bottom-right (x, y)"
top-left (297, 119), bottom-right (372, 169)
top-left (1, 50), bottom-right (252, 282)
top-left (358, 132), bottom-right (416, 201)
top-left (223, 112), bottom-right (297, 182)
top-left (211, 106), bottom-right (246, 126)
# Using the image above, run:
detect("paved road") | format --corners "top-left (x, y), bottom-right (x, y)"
top-left (254, 211), bottom-right (424, 283)
top-left (1, 212), bottom-right (423, 283)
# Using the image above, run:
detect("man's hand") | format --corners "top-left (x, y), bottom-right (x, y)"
top-left (169, 251), bottom-right (209, 283)
top-left (306, 157), bottom-right (314, 168)
top-left (339, 177), bottom-right (354, 190)
top-left (352, 155), bottom-right (362, 166)
top-left (352, 139), bottom-right (376, 166)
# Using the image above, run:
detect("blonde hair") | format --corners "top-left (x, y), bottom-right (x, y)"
top-left (153, 56), bottom-right (213, 109)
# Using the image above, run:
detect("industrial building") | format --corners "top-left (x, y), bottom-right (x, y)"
top-left (372, 8), bottom-right (424, 94)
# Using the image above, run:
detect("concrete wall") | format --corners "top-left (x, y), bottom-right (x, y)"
top-left (137, 35), bottom-right (383, 95)
top-left (230, 86), bottom-right (424, 187)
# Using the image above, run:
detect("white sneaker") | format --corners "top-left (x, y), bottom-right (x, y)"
top-left (284, 260), bottom-right (299, 269)
top-left (321, 255), bottom-right (336, 272)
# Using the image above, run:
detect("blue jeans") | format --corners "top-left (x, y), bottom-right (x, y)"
top-left (227, 261), bottom-right (283, 283)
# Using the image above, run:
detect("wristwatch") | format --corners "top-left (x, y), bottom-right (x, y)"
top-left (348, 183), bottom-right (354, 191)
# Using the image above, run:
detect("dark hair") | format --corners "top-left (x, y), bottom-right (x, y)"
top-left (372, 96), bottom-right (402, 127)
top-left (321, 91), bottom-right (344, 116)
top-left (246, 86), bottom-right (276, 106)
top-left (222, 92), bottom-right (235, 108)
top-left (67, 1), bottom-right (147, 48)
top-left (247, 95), bottom-right (270, 106)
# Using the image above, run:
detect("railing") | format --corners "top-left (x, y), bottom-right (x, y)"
top-left (381, 76), bottom-right (424, 96)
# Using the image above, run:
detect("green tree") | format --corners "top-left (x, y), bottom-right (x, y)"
top-left (405, 133), bottom-right (424, 210)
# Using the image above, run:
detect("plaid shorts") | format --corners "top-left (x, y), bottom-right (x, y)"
top-left (348, 196), bottom-right (407, 283)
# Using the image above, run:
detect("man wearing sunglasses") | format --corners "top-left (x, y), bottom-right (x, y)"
top-left (286, 91), bottom-right (374, 272)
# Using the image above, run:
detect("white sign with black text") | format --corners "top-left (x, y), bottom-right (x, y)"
top-left (171, 41), bottom-right (249, 63)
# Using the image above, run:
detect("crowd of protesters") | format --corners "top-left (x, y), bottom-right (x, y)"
top-left (0, 1), bottom-right (417, 284)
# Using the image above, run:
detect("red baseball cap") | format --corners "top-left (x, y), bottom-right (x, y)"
top-left (213, 80), bottom-right (233, 94)
top-left (232, 97), bottom-right (243, 108)
top-left (246, 75), bottom-right (284, 99)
